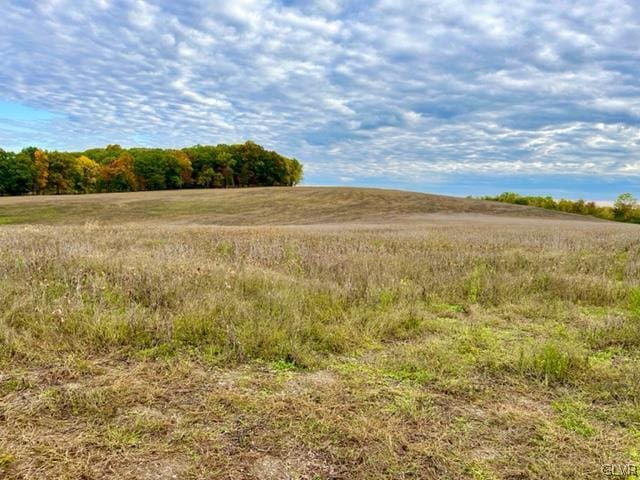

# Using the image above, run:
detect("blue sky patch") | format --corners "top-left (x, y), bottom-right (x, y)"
top-left (0, 101), bottom-right (56, 122)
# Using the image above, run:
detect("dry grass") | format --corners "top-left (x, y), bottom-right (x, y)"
top-left (0, 188), bottom-right (639, 479)
top-left (0, 187), bottom-right (588, 225)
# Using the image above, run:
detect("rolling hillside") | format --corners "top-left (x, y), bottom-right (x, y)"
top-left (0, 187), bottom-right (595, 225)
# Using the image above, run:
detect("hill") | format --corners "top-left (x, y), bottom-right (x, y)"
top-left (0, 187), bottom-right (597, 225)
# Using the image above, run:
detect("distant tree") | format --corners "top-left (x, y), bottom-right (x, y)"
top-left (130, 149), bottom-right (168, 190)
top-left (183, 145), bottom-right (235, 188)
top-left (557, 199), bottom-right (573, 213)
top-left (99, 152), bottom-right (137, 192)
top-left (613, 193), bottom-right (639, 222)
top-left (74, 155), bottom-right (101, 193)
top-left (167, 150), bottom-right (193, 188)
top-left (182, 145), bottom-right (218, 177)
top-left (540, 196), bottom-right (557, 210)
top-left (482, 191), bottom-right (639, 223)
top-left (26, 148), bottom-right (49, 194)
top-left (0, 142), bottom-right (302, 195)
top-left (571, 199), bottom-right (586, 215)
top-left (584, 201), bottom-right (599, 216)
top-left (47, 151), bottom-right (77, 194)
top-left (196, 165), bottom-right (220, 187)
top-left (496, 192), bottom-right (520, 204)
top-left (82, 144), bottom-right (123, 165)
top-left (218, 150), bottom-right (235, 187)
top-left (235, 140), bottom-right (264, 186)
top-left (0, 148), bottom-right (35, 195)
top-left (285, 158), bottom-right (303, 186)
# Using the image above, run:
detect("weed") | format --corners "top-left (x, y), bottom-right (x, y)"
top-left (630, 287), bottom-right (640, 316)
top-left (467, 462), bottom-right (498, 480)
top-left (516, 341), bottom-right (587, 384)
top-left (0, 451), bottom-right (14, 468)
top-left (553, 397), bottom-right (595, 437)
top-left (104, 425), bottom-right (142, 449)
top-left (272, 359), bottom-right (298, 372)
top-left (467, 263), bottom-right (486, 303)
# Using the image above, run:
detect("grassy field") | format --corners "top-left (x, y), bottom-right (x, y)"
top-left (0, 187), bottom-right (584, 226)
top-left (0, 187), bottom-right (639, 479)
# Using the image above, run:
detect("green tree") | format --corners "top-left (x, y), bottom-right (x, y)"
top-left (130, 149), bottom-right (169, 190)
top-left (47, 152), bottom-right (77, 194)
top-left (0, 142), bottom-right (301, 195)
top-left (285, 158), bottom-right (303, 186)
top-left (82, 144), bottom-right (123, 165)
top-left (196, 165), bottom-right (216, 187)
top-left (613, 193), bottom-right (639, 222)
top-left (0, 149), bottom-right (36, 195)
top-left (196, 166), bottom-right (225, 187)
top-left (183, 145), bottom-right (235, 188)
top-left (166, 150), bottom-right (193, 189)
top-left (218, 150), bottom-right (235, 187)
top-left (496, 192), bottom-right (520, 204)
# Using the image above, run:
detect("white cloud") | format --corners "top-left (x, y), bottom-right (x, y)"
top-left (128, 0), bottom-right (158, 29)
top-left (0, 0), bottom-right (639, 192)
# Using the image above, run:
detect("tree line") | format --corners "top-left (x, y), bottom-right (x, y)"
top-left (0, 141), bottom-right (303, 195)
top-left (482, 192), bottom-right (640, 223)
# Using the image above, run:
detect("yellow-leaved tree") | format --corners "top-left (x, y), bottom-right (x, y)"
top-left (75, 155), bottom-right (101, 193)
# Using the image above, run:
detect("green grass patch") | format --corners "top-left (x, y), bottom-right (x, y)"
top-left (516, 341), bottom-right (587, 385)
top-left (553, 397), bottom-right (595, 437)
top-left (630, 287), bottom-right (640, 316)
top-left (0, 451), bottom-right (14, 467)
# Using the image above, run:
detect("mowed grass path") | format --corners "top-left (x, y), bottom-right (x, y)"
top-left (0, 188), bottom-right (638, 479)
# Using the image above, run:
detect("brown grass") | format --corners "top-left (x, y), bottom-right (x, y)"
top-left (0, 186), bottom-right (590, 225)
top-left (0, 187), bottom-right (638, 479)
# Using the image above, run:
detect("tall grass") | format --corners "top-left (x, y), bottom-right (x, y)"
top-left (1, 220), bottom-right (638, 367)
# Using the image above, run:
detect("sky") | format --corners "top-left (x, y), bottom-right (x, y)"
top-left (0, 0), bottom-right (639, 200)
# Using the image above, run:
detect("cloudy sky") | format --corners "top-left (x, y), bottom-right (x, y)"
top-left (1, 0), bottom-right (639, 199)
